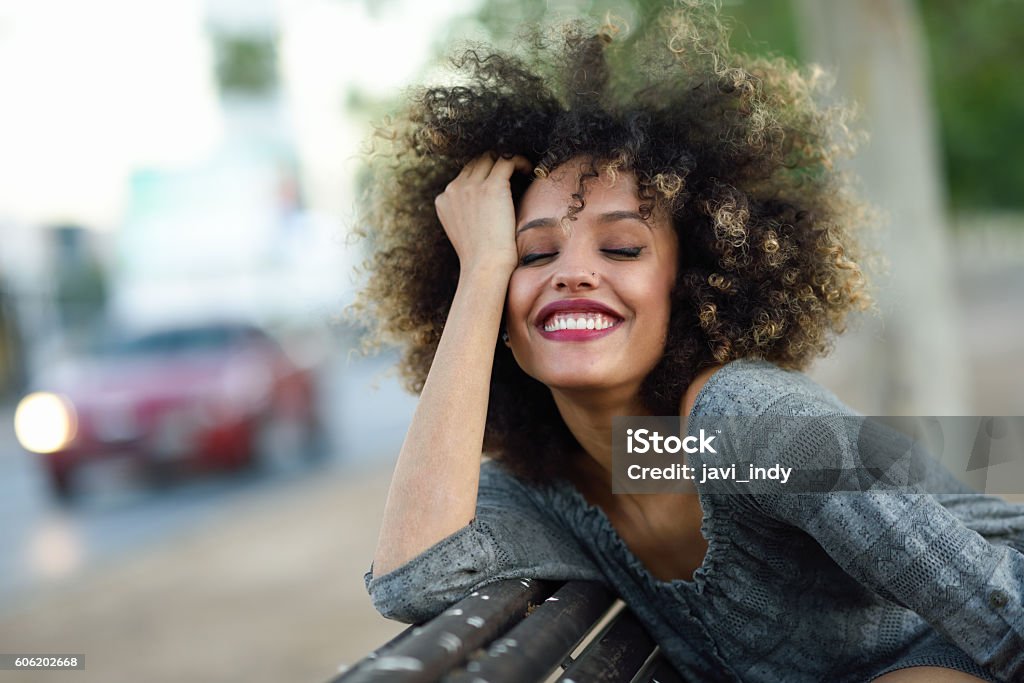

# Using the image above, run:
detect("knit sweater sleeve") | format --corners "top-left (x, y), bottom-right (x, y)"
top-left (364, 461), bottom-right (602, 624)
top-left (741, 397), bottom-right (1024, 682)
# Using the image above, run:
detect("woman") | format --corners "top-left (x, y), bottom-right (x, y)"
top-left (356, 5), bottom-right (1024, 681)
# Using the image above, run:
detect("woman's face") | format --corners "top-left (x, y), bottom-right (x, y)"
top-left (506, 162), bottom-right (679, 399)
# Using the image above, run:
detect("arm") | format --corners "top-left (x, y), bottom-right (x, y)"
top-left (366, 462), bottom-right (603, 623)
top-left (371, 153), bottom-right (529, 576)
top-left (368, 155), bottom-right (602, 623)
top-left (746, 405), bottom-right (1024, 681)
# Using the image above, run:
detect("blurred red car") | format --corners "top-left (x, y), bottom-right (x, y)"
top-left (15, 322), bottom-right (323, 502)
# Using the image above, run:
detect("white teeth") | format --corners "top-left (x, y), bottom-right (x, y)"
top-left (542, 312), bottom-right (619, 332)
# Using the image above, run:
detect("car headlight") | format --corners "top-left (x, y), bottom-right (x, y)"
top-left (14, 392), bottom-right (77, 454)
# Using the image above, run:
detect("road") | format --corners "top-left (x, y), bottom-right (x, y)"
top-left (0, 347), bottom-right (417, 614)
top-left (0, 455), bottom-right (406, 683)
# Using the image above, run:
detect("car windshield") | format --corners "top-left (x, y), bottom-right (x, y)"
top-left (96, 325), bottom-right (258, 357)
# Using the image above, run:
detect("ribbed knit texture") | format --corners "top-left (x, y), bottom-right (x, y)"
top-left (366, 360), bottom-right (1024, 682)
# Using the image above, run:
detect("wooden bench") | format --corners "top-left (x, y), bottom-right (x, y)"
top-left (332, 579), bottom-right (685, 682)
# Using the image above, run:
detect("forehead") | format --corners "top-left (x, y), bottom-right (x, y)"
top-left (518, 165), bottom-right (642, 218)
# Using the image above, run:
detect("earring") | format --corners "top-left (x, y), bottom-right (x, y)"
top-left (501, 330), bottom-right (510, 345)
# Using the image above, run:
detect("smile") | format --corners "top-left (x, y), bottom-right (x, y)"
top-left (534, 299), bottom-right (625, 342)
top-left (536, 303), bottom-right (624, 341)
top-left (542, 312), bottom-right (619, 332)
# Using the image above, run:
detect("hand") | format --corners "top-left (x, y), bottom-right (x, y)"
top-left (434, 153), bottom-right (532, 275)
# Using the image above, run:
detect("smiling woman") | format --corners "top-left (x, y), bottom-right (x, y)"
top-left (356, 12), bottom-right (871, 482)
top-left (354, 3), bottom-right (1024, 682)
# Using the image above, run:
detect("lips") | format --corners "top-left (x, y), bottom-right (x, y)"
top-left (535, 299), bottom-right (623, 341)
top-left (536, 298), bottom-right (622, 326)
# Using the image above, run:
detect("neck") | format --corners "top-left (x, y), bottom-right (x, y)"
top-left (551, 364), bottom-right (723, 490)
top-left (550, 384), bottom-right (648, 479)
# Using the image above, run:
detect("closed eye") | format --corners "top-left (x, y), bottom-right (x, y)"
top-left (521, 247), bottom-right (643, 266)
top-left (602, 247), bottom-right (644, 258)
top-left (519, 252), bottom-right (557, 266)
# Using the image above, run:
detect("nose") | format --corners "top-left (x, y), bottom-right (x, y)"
top-left (553, 270), bottom-right (598, 291)
top-left (551, 247), bottom-right (599, 291)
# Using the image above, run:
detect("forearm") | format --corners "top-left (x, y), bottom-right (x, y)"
top-left (372, 264), bottom-right (511, 575)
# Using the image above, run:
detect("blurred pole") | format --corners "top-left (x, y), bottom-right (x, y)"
top-left (795, 0), bottom-right (969, 415)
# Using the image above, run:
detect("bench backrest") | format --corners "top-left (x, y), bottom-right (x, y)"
top-left (332, 580), bottom-right (686, 682)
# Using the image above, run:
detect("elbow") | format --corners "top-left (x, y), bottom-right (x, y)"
top-left (366, 577), bottom-right (442, 623)
top-left (363, 521), bottom-right (499, 623)
top-left (365, 564), bottom-right (491, 624)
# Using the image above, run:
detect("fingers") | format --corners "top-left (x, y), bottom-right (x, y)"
top-left (454, 153), bottom-right (490, 181)
top-left (454, 155), bottom-right (483, 180)
top-left (456, 153), bottom-right (532, 184)
top-left (490, 154), bottom-right (533, 179)
top-left (467, 153), bottom-right (498, 181)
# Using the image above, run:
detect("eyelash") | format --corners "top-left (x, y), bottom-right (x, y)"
top-left (519, 247), bottom-right (644, 266)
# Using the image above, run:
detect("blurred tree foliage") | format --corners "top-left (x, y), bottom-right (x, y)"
top-left (917, 0), bottom-right (1024, 212)
top-left (467, 0), bottom-right (801, 61)
top-left (212, 33), bottom-right (278, 95)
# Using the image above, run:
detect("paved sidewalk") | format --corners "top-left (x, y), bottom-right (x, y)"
top-left (0, 466), bottom-right (404, 683)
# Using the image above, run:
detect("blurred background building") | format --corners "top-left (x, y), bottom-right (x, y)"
top-left (0, 0), bottom-right (1021, 681)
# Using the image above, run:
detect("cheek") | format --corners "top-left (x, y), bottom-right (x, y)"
top-left (630, 275), bottom-right (675, 320)
top-left (655, 261), bottom-right (679, 325)
top-left (641, 282), bottom-right (676, 360)
top-left (504, 272), bottom-right (533, 329)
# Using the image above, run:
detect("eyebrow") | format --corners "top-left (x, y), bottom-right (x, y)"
top-left (516, 210), bottom-right (651, 235)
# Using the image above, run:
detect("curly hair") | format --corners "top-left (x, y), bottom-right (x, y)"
top-left (354, 1), bottom-right (872, 482)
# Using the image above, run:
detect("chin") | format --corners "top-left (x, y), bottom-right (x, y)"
top-left (512, 347), bottom-right (660, 396)
top-left (530, 363), bottom-right (639, 395)
top-left (543, 375), bottom-right (612, 392)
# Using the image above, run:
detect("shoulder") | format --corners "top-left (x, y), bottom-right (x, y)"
top-left (478, 459), bottom-right (571, 517)
top-left (478, 461), bottom-right (601, 551)
top-left (690, 359), bottom-right (855, 418)
top-left (479, 458), bottom-right (543, 498)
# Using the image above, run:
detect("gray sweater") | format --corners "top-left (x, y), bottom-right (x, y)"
top-left (365, 360), bottom-right (1024, 682)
